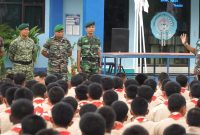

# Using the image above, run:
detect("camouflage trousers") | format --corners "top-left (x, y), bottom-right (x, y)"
top-left (12, 63), bottom-right (34, 80)
top-left (80, 60), bottom-right (100, 76)
top-left (48, 62), bottom-right (68, 81)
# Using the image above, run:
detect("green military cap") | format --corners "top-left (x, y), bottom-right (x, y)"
top-left (18, 23), bottom-right (29, 30)
top-left (85, 21), bottom-right (95, 28)
top-left (54, 24), bottom-right (64, 32)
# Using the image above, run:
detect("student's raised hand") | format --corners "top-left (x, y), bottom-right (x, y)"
top-left (180, 33), bottom-right (187, 45)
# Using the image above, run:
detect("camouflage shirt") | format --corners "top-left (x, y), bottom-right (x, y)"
top-left (43, 36), bottom-right (72, 64)
top-left (77, 36), bottom-right (101, 58)
top-left (9, 36), bottom-right (35, 62)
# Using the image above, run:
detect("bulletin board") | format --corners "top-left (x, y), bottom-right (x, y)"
top-left (66, 14), bottom-right (80, 36)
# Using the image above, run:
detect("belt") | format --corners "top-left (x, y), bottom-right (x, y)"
top-left (13, 60), bottom-right (32, 65)
top-left (82, 57), bottom-right (99, 61)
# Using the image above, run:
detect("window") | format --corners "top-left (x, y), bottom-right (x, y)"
top-left (143, 0), bottom-right (191, 66)
top-left (0, 0), bottom-right (45, 31)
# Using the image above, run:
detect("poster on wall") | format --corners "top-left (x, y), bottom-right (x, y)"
top-left (66, 14), bottom-right (80, 36)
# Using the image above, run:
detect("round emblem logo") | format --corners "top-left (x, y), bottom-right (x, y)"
top-left (151, 12), bottom-right (177, 40)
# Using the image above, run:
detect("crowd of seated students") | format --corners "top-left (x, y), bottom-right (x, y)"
top-left (0, 71), bottom-right (200, 135)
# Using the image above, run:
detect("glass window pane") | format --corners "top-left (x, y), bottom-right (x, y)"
top-left (0, 4), bottom-right (21, 28)
top-left (24, 6), bottom-right (44, 31)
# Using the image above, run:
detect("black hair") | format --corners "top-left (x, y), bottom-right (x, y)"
top-left (101, 77), bottom-right (114, 91)
top-left (189, 80), bottom-right (200, 90)
top-left (111, 101), bottom-right (128, 122)
top-left (25, 80), bottom-right (38, 89)
top-left (80, 112), bottom-right (106, 135)
top-left (31, 83), bottom-right (46, 98)
top-left (137, 85), bottom-right (154, 102)
top-left (161, 78), bottom-right (171, 91)
top-left (46, 82), bottom-right (59, 92)
top-left (36, 129), bottom-right (59, 135)
top-left (123, 125), bottom-right (149, 135)
top-left (0, 82), bottom-right (15, 97)
top-left (124, 79), bottom-right (139, 90)
top-left (187, 108), bottom-right (200, 126)
top-left (52, 102), bottom-right (74, 127)
top-left (71, 74), bottom-right (84, 87)
top-left (61, 96), bottom-right (78, 111)
top-left (5, 87), bottom-right (18, 106)
top-left (113, 77), bottom-right (123, 89)
top-left (143, 78), bottom-right (157, 92)
top-left (75, 84), bottom-right (88, 100)
top-left (176, 74), bottom-right (188, 87)
top-left (103, 90), bottom-right (118, 106)
top-left (168, 94), bottom-right (186, 113)
top-left (79, 104), bottom-right (97, 117)
top-left (89, 74), bottom-right (102, 84)
top-left (163, 124), bottom-right (186, 135)
top-left (135, 73), bottom-right (148, 85)
top-left (126, 84), bottom-right (138, 99)
top-left (96, 106), bottom-right (116, 132)
top-left (78, 72), bottom-right (88, 81)
top-left (22, 114), bottom-right (46, 135)
top-left (56, 79), bottom-right (68, 94)
top-left (14, 87), bottom-right (33, 101)
top-left (14, 73), bottom-right (26, 85)
top-left (88, 83), bottom-right (103, 100)
top-left (81, 80), bottom-right (92, 86)
top-left (131, 97), bottom-right (148, 116)
top-left (45, 75), bottom-right (58, 86)
top-left (11, 99), bottom-right (34, 121)
top-left (164, 81), bottom-right (181, 97)
top-left (52, 73), bottom-right (63, 80)
top-left (48, 86), bottom-right (65, 105)
top-left (158, 72), bottom-right (169, 82)
top-left (190, 84), bottom-right (200, 98)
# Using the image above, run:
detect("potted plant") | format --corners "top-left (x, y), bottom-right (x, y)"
top-left (67, 42), bottom-right (77, 79)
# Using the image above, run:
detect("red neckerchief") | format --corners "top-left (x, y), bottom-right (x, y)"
top-left (150, 95), bottom-right (157, 102)
top-left (135, 117), bottom-right (147, 123)
top-left (41, 112), bottom-right (51, 122)
top-left (181, 87), bottom-right (186, 93)
top-left (191, 98), bottom-right (198, 107)
top-left (91, 101), bottom-right (103, 107)
top-left (33, 98), bottom-right (45, 104)
top-left (113, 121), bottom-right (123, 130)
top-left (79, 101), bottom-right (89, 107)
top-left (5, 108), bottom-right (11, 114)
top-left (115, 88), bottom-right (123, 93)
top-left (11, 124), bottom-right (21, 133)
top-left (169, 113), bottom-right (183, 120)
top-left (164, 101), bottom-right (168, 106)
top-left (59, 131), bottom-right (71, 135)
top-left (34, 106), bottom-right (44, 114)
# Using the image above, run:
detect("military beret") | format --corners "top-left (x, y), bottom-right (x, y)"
top-left (18, 23), bottom-right (29, 30)
top-left (85, 21), bottom-right (95, 28)
top-left (54, 24), bottom-right (64, 32)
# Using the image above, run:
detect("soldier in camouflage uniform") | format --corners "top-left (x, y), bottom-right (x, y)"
top-left (180, 33), bottom-right (200, 80)
top-left (42, 24), bottom-right (72, 80)
top-left (77, 21), bottom-right (101, 76)
top-left (9, 23), bottom-right (35, 80)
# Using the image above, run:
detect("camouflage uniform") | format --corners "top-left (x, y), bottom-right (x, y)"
top-left (43, 36), bottom-right (72, 80)
top-left (77, 36), bottom-right (101, 75)
top-left (9, 36), bottom-right (35, 80)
